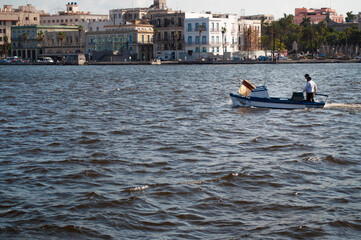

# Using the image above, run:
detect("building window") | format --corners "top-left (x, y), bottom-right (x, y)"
top-left (195, 23), bottom-right (199, 31)
top-left (187, 23), bottom-right (192, 31)
top-left (216, 36), bottom-right (219, 43)
top-left (202, 47), bottom-right (206, 52)
top-left (202, 36), bottom-right (206, 44)
top-left (195, 36), bottom-right (199, 44)
top-left (188, 36), bottom-right (192, 45)
top-left (12, 21), bottom-right (17, 25)
top-left (195, 47), bottom-right (199, 53)
top-left (34, 17), bottom-right (38, 21)
top-left (217, 47), bottom-right (219, 52)
top-left (202, 22), bottom-right (207, 30)
top-left (25, 17), bottom-right (29, 21)
top-left (212, 23), bottom-right (215, 31)
top-left (216, 23), bottom-right (219, 31)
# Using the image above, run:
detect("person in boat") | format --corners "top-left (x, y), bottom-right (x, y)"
top-left (303, 74), bottom-right (317, 102)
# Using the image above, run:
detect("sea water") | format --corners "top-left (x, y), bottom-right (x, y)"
top-left (1, 63), bottom-right (360, 239)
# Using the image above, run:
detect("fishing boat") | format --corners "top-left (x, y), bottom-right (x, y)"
top-left (230, 80), bottom-right (327, 109)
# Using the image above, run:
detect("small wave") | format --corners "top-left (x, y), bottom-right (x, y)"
top-left (78, 138), bottom-right (101, 144)
top-left (303, 155), bottom-right (354, 165)
top-left (325, 103), bottom-right (361, 109)
top-left (328, 220), bottom-right (361, 230)
top-left (129, 185), bottom-right (149, 192)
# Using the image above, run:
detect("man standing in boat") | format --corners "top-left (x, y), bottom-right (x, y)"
top-left (303, 74), bottom-right (317, 102)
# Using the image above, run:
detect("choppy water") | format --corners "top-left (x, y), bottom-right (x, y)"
top-left (1, 63), bottom-right (361, 239)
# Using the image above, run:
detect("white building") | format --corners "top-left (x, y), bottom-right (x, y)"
top-left (238, 19), bottom-right (262, 58)
top-left (40, 2), bottom-right (109, 31)
top-left (184, 13), bottom-right (239, 60)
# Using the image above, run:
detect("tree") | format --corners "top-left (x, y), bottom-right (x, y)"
top-left (174, 30), bottom-right (179, 60)
top-left (22, 33), bottom-right (28, 59)
top-left (345, 11), bottom-right (356, 22)
top-left (221, 27), bottom-right (226, 60)
top-left (37, 31), bottom-right (45, 58)
top-left (3, 35), bottom-right (9, 57)
top-left (247, 27), bottom-right (252, 59)
top-left (154, 28), bottom-right (159, 59)
top-left (57, 32), bottom-right (66, 60)
top-left (198, 25), bottom-right (204, 60)
top-left (77, 25), bottom-right (84, 53)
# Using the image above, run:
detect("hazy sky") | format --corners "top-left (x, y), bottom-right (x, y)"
top-left (2, 0), bottom-right (360, 19)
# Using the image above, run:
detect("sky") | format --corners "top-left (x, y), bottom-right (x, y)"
top-left (1, 0), bottom-right (360, 19)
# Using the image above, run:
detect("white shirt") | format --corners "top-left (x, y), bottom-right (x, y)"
top-left (303, 80), bottom-right (317, 93)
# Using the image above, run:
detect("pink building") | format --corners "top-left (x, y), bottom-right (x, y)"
top-left (294, 8), bottom-right (344, 25)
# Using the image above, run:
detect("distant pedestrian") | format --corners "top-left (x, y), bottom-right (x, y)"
top-left (303, 74), bottom-right (317, 102)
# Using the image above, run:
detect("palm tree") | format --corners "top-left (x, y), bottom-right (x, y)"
top-left (221, 27), bottom-right (226, 60)
top-left (198, 25), bottom-right (204, 60)
top-left (37, 31), bottom-right (45, 59)
top-left (174, 30), bottom-right (179, 60)
top-left (247, 28), bottom-right (252, 59)
top-left (22, 33), bottom-right (28, 59)
top-left (57, 32), bottom-right (66, 61)
top-left (154, 28), bottom-right (159, 59)
top-left (4, 35), bottom-right (9, 58)
top-left (345, 11), bottom-right (355, 22)
top-left (77, 25), bottom-right (84, 53)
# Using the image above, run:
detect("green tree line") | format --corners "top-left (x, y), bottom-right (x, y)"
top-left (261, 14), bottom-right (361, 55)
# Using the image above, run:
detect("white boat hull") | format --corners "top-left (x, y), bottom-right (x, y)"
top-left (230, 93), bottom-right (325, 109)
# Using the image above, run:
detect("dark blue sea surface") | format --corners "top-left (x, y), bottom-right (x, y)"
top-left (1, 63), bottom-right (360, 239)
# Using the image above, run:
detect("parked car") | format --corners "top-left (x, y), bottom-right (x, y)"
top-left (279, 55), bottom-right (288, 60)
top-left (7, 56), bottom-right (19, 62)
top-left (354, 55), bottom-right (361, 59)
top-left (0, 59), bottom-right (10, 63)
top-left (37, 57), bottom-right (54, 63)
top-left (258, 56), bottom-right (271, 61)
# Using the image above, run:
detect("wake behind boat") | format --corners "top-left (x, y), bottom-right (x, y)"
top-left (230, 80), bottom-right (327, 109)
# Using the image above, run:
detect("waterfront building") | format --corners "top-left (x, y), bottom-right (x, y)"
top-left (184, 13), bottom-right (239, 60)
top-left (109, 0), bottom-right (168, 26)
top-left (11, 25), bottom-right (83, 59)
top-left (293, 7), bottom-right (343, 25)
top-left (40, 2), bottom-right (109, 31)
top-left (238, 19), bottom-right (262, 57)
top-left (150, 11), bottom-right (185, 60)
top-left (0, 4), bottom-right (45, 56)
top-left (86, 20), bottom-right (153, 61)
top-left (240, 14), bottom-right (274, 24)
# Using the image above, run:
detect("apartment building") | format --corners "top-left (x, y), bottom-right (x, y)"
top-left (150, 11), bottom-right (185, 60)
top-left (40, 2), bottom-right (109, 31)
top-left (86, 21), bottom-right (154, 61)
top-left (0, 4), bottom-right (45, 56)
top-left (238, 19), bottom-right (262, 54)
top-left (294, 8), bottom-right (343, 25)
top-left (184, 13), bottom-right (239, 60)
top-left (11, 25), bottom-right (82, 59)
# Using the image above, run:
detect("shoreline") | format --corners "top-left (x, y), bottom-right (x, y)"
top-left (1, 59), bottom-right (360, 66)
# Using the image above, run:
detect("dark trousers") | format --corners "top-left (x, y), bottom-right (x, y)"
top-left (306, 92), bottom-right (315, 102)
